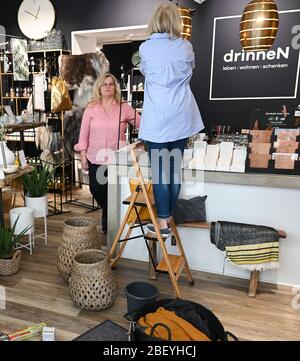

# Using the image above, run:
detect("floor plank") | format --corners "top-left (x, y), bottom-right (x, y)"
top-left (0, 189), bottom-right (299, 341)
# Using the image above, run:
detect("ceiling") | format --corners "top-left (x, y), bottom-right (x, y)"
top-left (72, 25), bottom-right (148, 54)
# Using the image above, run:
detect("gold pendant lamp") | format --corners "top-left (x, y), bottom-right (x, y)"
top-left (240, 0), bottom-right (279, 52)
top-left (177, 6), bottom-right (194, 40)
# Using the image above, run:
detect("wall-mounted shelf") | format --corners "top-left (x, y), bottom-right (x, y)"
top-left (2, 97), bottom-right (30, 99)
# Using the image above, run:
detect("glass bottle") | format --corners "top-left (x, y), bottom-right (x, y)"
top-left (14, 151), bottom-right (20, 168)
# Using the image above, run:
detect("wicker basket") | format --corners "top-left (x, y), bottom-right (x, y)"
top-left (69, 249), bottom-right (117, 311)
top-left (57, 217), bottom-right (98, 283)
top-left (0, 250), bottom-right (22, 276)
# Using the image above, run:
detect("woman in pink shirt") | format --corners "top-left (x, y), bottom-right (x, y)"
top-left (75, 73), bottom-right (140, 233)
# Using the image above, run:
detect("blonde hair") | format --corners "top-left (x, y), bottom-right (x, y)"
top-left (91, 73), bottom-right (121, 104)
top-left (148, 3), bottom-right (182, 38)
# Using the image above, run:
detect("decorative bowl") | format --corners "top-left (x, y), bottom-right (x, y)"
top-left (3, 165), bottom-right (18, 174)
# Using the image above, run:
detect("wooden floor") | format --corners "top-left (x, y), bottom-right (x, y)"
top-left (0, 190), bottom-right (299, 341)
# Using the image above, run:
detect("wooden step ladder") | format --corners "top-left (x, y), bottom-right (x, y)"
top-left (108, 141), bottom-right (194, 298)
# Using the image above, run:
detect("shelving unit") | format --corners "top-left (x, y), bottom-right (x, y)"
top-left (0, 49), bottom-right (70, 116)
top-left (0, 48), bottom-right (73, 202)
top-left (120, 66), bottom-right (144, 146)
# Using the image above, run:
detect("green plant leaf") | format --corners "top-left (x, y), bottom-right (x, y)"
top-left (22, 165), bottom-right (53, 197)
top-left (0, 216), bottom-right (31, 259)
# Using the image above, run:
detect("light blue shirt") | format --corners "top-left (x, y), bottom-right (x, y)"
top-left (138, 33), bottom-right (204, 143)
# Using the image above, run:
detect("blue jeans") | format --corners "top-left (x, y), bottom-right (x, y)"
top-left (147, 138), bottom-right (187, 219)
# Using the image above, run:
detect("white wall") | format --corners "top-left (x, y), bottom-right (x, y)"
top-left (119, 177), bottom-right (300, 288)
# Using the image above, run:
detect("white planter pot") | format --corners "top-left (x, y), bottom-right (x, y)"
top-left (10, 207), bottom-right (34, 235)
top-left (25, 194), bottom-right (48, 218)
top-left (0, 141), bottom-right (15, 167)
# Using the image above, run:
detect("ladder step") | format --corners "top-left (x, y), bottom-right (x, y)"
top-left (145, 232), bottom-right (168, 241)
top-left (156, 255), bottom-right (185, 275)
top-left (145, 232), bottom-right (158, 240)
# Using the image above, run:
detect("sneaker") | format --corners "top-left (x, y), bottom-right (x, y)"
top-left (146, 223), bottom-right (171, 238)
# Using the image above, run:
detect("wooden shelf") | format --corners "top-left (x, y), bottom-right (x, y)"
top-left (2, 97), bottom-right (30, 99)
top-left (5, 122), bottom-right (46, 134)
top-left (6, 138), bottom-right (35, 143)
top-left (0, 73), bottom-right (14, 75)
top-left (1, 49), bottom-right (71, 54)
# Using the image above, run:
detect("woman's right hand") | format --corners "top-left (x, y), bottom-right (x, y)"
top-left (81, 152), bottom-right (88, 171)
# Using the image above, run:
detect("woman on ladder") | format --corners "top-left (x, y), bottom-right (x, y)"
top-left (139, 3), bottom-right (204, 238)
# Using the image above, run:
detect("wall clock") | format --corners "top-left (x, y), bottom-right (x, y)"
top-left (18, 0), bottom-right (56, 40)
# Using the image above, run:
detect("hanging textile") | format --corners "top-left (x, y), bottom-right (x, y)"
top-left (210, 221), bottom-right (280, 271)
top-left (33, 74), bottom-right (46, 111)
top-left (11, 38), bottom-right (29, 81)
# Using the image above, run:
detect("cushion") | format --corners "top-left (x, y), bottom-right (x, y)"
top-left (174, 196), bottom-right (207, 225)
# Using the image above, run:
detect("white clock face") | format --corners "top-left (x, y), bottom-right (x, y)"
top-left (18, 0), bottom-right (56, 40)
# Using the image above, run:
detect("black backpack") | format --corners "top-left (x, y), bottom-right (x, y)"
top-left (124, 298), bottom-right (238, 342)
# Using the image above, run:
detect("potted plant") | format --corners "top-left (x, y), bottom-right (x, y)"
top-left (0, 217), bottom-right (31, 276)
top-left (22, 166), bottom-right (52, 218)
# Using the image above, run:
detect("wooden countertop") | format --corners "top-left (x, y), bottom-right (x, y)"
top-left (0, 165), bottom-right (34, 189)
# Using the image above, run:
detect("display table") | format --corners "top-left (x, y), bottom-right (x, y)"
top-left (0, 165), bottom-right (34, 226)
top-left (107, 153), bottom-right (300, 289)
top-left (4, 122), bottom-right (46, 134)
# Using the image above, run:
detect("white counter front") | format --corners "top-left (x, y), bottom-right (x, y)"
top-left (107, 163), bottom-right (300, 288)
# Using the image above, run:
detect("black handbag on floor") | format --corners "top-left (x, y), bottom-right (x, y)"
top-left (124, 298), bottom-right (238, 342)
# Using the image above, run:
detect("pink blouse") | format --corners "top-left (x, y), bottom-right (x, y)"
top-left (74, 102), bottom-right (140, 164)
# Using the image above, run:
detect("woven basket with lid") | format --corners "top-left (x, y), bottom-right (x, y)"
top-left (69, 249), bottom-right (117, 311)
top-left (57, 217), bottom-right (98, 283)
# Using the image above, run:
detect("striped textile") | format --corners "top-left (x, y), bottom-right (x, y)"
top-left (210, 221), bottom-right (280, 271)
top-left (226, 242), bottom-right (279, 271)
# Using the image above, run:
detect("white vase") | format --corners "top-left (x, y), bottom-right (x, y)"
top-left (0, 141), bottom-right (15, 167)
top-left (25, 194), bottom-right (48, 218)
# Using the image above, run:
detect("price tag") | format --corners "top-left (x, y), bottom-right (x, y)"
top-left (19, 150), bottom-right (27, 167)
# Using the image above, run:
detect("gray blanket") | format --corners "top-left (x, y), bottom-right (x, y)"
top-left (210, 221), bottom-right (279, 252)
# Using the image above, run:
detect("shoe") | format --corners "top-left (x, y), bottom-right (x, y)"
top-left (146, 223), bottom-right (171, 238)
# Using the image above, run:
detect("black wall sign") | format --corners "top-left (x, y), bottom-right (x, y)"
top-left (210, 10), bottom-right (300, 100)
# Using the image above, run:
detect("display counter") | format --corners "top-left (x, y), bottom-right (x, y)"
top-left (107, 153), bottom-right (300, 288)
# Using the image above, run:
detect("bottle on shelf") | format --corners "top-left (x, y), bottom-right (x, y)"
top-left (14, 151), bottom-right (21, 168)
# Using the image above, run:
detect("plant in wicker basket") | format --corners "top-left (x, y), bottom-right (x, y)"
top-left (0, 217), bottom-right (31, 276)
